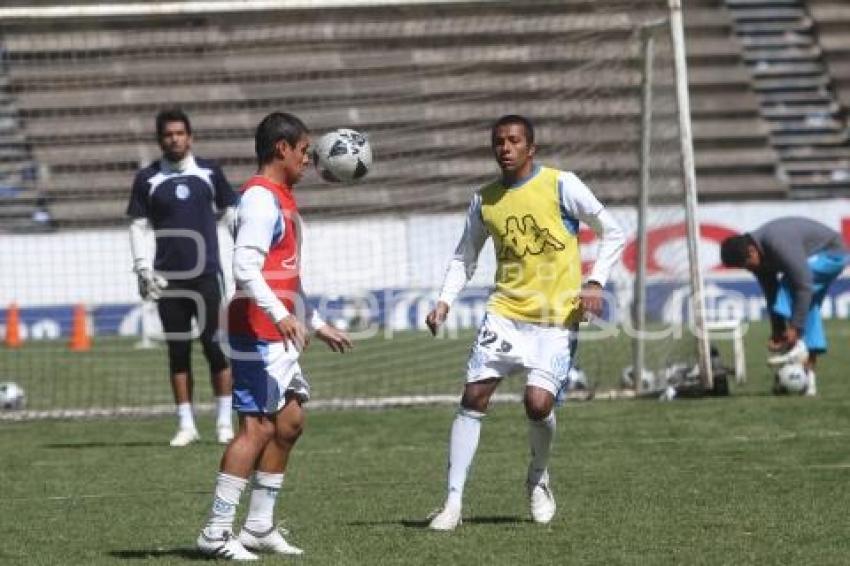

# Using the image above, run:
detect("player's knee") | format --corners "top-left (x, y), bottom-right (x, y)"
top-left (460, 381), bottom-right (497, 413)
top-left (167, 340), bottom-right (192, 374)
top-left (274, 419), bottom-right (304, 445)
top-left (241, 417), bottom-right (275, 444)
top-left (460, 391), bottom-right (490, 413)
top-left (525, 404), bottom-right (552, 421)
top-left (202, 340), bottom-right (228, 374)
top-left (524, 389), bottom-right (554, 421)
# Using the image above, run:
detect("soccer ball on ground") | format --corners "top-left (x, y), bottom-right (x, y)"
top-left (774, 362), bottom-right (809, 394)
top-left (621, 366), bottom-right (656, 392)
top-left (313, 128), bottom-right (372, 182)
top-left (567, 365), bottom-right (588, 390)
top-left (0, 381), bottom-right (26, 410)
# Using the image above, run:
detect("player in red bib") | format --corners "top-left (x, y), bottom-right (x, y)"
top-left (197, 112), bottom-right (351, 560)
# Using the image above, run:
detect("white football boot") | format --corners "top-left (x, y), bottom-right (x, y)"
top-left (528, 480), bottom-right (556, 524)
top-left (428, 502), bottom-right (462, 531)
top-left (238, 526), bottom-right (304, 556)
top-left (216, 425), bottom-right (235, 445)
top-left (169, 427), bottom-right (200, 447)
top-left (805, 369), bottom-right (817, 397)
top-left (196, 530), bottom-right (258, 561)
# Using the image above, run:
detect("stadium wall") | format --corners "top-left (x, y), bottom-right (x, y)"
top-left (3, 199), bottom-right (850, 340)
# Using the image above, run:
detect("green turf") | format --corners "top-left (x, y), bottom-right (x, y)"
top-left (1, 320), bottom-right (849, 564)
top-left (0, 318), bottom-right (792, 411)
top-left (2, 391), bottom-right (849, 565)
top-left (2, 319), bottom-right (850, 564)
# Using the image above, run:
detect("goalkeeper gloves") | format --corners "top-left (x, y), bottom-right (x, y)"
top-left (137, 268), bottom-right (168, 301)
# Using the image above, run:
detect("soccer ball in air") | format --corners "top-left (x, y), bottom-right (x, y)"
top-left (313, 128), bottom-right (372, 182)
top-left (774, 362), bottom-right (809, 394)
top-left (0, 381), bottom-right (26, 410)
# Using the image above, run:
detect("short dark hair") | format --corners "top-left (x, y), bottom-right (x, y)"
top-left (155, 108), bottom-right (191, 137)
top-left (720, 234), bottom-right (753, 267)
top-left (491, 114), bottom-right (535, 145)
top-left (255, 112), bottom-right (309, 165)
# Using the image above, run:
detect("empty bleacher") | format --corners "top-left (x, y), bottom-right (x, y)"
top-left (0, 0), bottom-right (786, 228)
top-left (724, 0), bottom-right (850, 195)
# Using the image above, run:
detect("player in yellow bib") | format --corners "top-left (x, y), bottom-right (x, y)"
top-left (426, 115), bottom-right (625, 530)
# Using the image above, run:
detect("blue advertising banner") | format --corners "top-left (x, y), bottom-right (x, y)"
top-left (2, 278), bottom-right (850, 341)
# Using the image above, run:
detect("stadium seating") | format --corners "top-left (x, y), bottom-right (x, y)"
top-left (725, 0), bottom-right (850, 195)
top-left (0, 0), bottom-right (786, 227)
top-left (0, 68), bottom-right (40, 231)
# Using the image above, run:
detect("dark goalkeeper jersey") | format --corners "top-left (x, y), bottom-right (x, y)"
top-left (126, 155), bottom-right (237, 277)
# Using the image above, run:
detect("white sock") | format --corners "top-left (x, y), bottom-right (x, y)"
top-left (177, 402), bottom-right (195, 430)
top-left (203, 473), bottom-right (248, 537)
top-left (528, 411), bottom-right (556, 487)
top-left (243, 471), bottom-right (285, 534)
top-left (215, 396), bottom-right (232, 429)
top-left (446, 408), bottom-right (485, 508)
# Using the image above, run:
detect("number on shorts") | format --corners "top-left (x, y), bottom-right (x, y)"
top-left (478, 329), bottom-right (498, 347)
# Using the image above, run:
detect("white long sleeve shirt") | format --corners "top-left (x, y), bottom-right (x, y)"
top-left (232, 185), bottom-right (325, 331)
top-left (437, 170), bottom-right (626, 307)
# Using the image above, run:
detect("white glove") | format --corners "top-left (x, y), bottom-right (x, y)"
top-left (136, 268), bottom-right (168, 301)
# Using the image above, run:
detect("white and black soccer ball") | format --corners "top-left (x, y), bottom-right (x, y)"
top-left (567, 365), bottom-right (588, 390)
top-left (775, 362), bottom-right (809, 394)
top-left (621, 366), bottom-right (656, 392)
top-left (313, 128), bottom-right (372, 182)
top-left (0, 381), bottom-right (26, 410)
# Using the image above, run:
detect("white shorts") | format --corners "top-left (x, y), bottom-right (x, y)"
top-left (466, 312), bottom-right (577, 396)
top-left (229, 337), bottom-right (311, 414)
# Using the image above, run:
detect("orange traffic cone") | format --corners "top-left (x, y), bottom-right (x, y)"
top-left (4, 303), bottom-right (22, 348)
top-left (68, 303), bottom-right (92, 352)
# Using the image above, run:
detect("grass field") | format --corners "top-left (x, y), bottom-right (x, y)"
top-left (5, 318), bottom-right (710, 412)
top-left (1, 321), bottom-right (850, 564)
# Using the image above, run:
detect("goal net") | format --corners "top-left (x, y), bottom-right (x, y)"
top-left (0, 0), bottom-right (704, 418)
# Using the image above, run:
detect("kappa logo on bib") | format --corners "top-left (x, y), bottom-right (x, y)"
top-left (499, 214), bottom-right (565, 259)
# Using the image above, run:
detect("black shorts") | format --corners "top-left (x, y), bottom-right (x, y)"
top-left (157, 272), bottom-right (228, 374)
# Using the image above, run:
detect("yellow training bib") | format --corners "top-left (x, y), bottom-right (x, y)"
top-left (479, 166), bottom-right (582, 326)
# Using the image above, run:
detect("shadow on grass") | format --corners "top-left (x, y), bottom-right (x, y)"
top-left (109, 548), bottom-right (206, 560)
top-left (44, 441), bottom-right (166, 449)
top-left (352, 516), bottom-right (531, 528)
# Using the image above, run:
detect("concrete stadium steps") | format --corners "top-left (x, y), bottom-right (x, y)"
top-left (4, 23), bottom-right (755, 109)
top-left (0, 74), bottom-right (39, 232)
top-left (40, 144), bottom-right (782, 223)
top-left (19, 85), bottom-right (764, 142)
top-left (1, 12), bottom-right (641, 58)
top-left (0, 0), bottom-right (785, 227)
top-left (48, 171), bottom-right (788, 229)
top-left (37, 143), bottom-right (775, 193)
top-left (808, 1), bottom-right (850, 108)
top-left (724, 0), bottom-right (849, 194)
top-left (29, 109), bottom-right (776, 201)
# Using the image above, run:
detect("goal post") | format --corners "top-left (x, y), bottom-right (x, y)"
top-left (630, 5), bottom-right (713, 393)
top-left (0, 0), bottom-right (712, 418)
top-left (668, 0), bottom-right (713, 390)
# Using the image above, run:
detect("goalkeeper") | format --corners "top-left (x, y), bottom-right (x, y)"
top-left (720, 217), bottom-right (848, 396)
top-left (425, 115), bottom-right (625, 530)
top-left (126, 108), bottom-right (238, 446)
